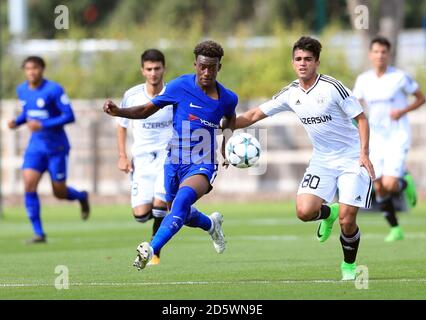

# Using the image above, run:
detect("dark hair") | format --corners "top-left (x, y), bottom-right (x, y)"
top-left (292, 36), bottom-right (322, 61)
top-left (193, 40), bottom-right (224, 61)
top-left (22, 56), bottom-right (46, 69)
top-left (370, 36), bottom-right (391, 50)
top-left (141, 49), bottom-right (165, 67)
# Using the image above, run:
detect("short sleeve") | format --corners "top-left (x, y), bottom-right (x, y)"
top-left (401, 73), bottom-right (419, 95)
top-left (328, 79), bottom-right (363, 119)
top-left (340, 96), bottom-right (364, 119)
top-left (259, 88), bottom-right (292, 116)
top-left (151, 78), bottom-right (180, 108)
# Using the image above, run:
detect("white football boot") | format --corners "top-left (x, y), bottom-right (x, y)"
top-left (133, 242), bottom-right (153, 271)
top-left (209, 212), bottom-right (226, 254)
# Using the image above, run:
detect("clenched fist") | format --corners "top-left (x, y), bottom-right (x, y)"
top-left (103, 100), bottom-right (120, 116)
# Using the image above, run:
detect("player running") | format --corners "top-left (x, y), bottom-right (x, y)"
top-left (104, 40), bottom-right (238, 270)
top-left (353, 36), bottom-right (425, 242)
top-left (234, 37), bottom-right (375, 280)
top-left (8, 56), bottom-right (90, 244)
top-left (116, 49), bottom-right (173, 265)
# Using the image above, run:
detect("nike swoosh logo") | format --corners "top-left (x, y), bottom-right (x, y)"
top-left (199, 168), bottom-right (208, 171)
top-left (190, 103), bottom-right (203, 109)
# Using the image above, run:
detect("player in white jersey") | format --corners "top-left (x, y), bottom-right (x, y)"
top-left (353, 36), bottom-right (425, 242)
top-left (116, 49), bottom-right (173, 265)
top-left (234, 36), bottom-right (375, 281)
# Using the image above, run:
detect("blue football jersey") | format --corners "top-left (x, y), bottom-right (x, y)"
top-left (16, 79), bottom-right (75, 154)
top-left (151, 74), bottom-right (238, 164)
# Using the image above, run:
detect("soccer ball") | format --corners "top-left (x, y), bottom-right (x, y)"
top-left (225, 133), bottom-right (261, 168)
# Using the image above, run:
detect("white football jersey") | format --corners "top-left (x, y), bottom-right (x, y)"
top-left (353, 67), bottom-right (418, 147)
top-left (259, 74), bottom-right (364, 162)
top-left (117, 83), bottom-right (173, 156)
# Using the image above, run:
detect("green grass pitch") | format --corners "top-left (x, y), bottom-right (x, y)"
top-left (0, 201), bottom-right (425, 299)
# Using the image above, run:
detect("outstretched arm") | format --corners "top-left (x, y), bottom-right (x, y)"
top-left (235, 107), bottom-right (268, 129)
top-left (103, 100), bottom-right (160, 119)
top-left (354, 112), bottom-right (375, 180)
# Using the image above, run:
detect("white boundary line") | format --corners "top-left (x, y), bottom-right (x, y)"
top-left (1, 278), bottom-right (426, 288)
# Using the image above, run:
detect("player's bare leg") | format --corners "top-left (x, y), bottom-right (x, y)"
top-left (338, 204), bottom-right (361, 280)
top-left (296, 194), bottom-right (324, 222)
top-left (296, 194), bottom-right (339, 242)
top-left (132, 204), bottom-right (153, 222)
top-left (52, 181), bottom-right (90, 220)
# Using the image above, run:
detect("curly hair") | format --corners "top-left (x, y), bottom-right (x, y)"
top-left (292, 36), bottom-right (322, 61)
top-left (193, 40), bottom-right (224, 61)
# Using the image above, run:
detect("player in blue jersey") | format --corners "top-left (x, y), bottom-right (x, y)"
top-left (104, 40), bottom-right (238, 270)
top-left (8, 56), bottom-right (90, 244)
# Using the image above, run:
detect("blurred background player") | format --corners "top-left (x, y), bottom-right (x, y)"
top-left (116, 49), bottom-right (173, 265)
top-left (7, 56), bottom-right (90, 244)
top-left (234, 36), bottom-right (375, 280)
top-left (104, 40), bottom-right (238, 270)
top-left (353, 36), bottom-right (425, 242)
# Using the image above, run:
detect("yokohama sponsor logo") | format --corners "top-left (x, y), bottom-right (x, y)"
top-left (188, 114), bottom-right (219, 129)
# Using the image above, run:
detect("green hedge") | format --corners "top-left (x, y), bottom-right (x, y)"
top-left (2, 24), bottom-right (424, 100)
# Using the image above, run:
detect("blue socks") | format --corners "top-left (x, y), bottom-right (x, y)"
top-left (186, 206), bottom-right (212, 231)
top-left (150, 186), bottom-right (212, 254)
top-left (66, 187), bottom-right (86, 201)
top-left (24, 188), bottom-right (85, 237)
top-left (25, 192), bottom-right (44, 236)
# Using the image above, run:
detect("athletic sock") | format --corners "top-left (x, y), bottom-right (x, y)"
top-left (310, 205), bottom-right (331, 221)
top-left (397, 178), bottom-right (408, 193)
top-left (151, 207), bottom-right (167, 235)
top-left (66, 187), bottom-right (86, 201)
top-left (340, 227), bottom-right (361, 264)
top-left (185, 206), bottom-right (213, 231)
top-left (150, 186), bottom-right (197, 255)
top-left (151, 207), bottom-right (167, 257)
top-left (377, 196), bottom-right (398, 227)
top-left (25, 192), bottom-right (44, 236)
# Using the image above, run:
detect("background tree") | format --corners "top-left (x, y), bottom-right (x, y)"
top-left (347, 0), bottom-right (405, 65)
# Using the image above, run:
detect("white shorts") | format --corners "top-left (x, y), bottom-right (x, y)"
top-left (370, 137), bottom-right (408, 179)
top-left (297, 158), bottom-right (373, 208)
top-left (130, 150), bottom-right (167, 208)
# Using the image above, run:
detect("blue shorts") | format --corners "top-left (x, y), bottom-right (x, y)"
top-left (22, 150), bottom-right (69, 182)
top-left (164, 162), bottom-right (218, 203)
